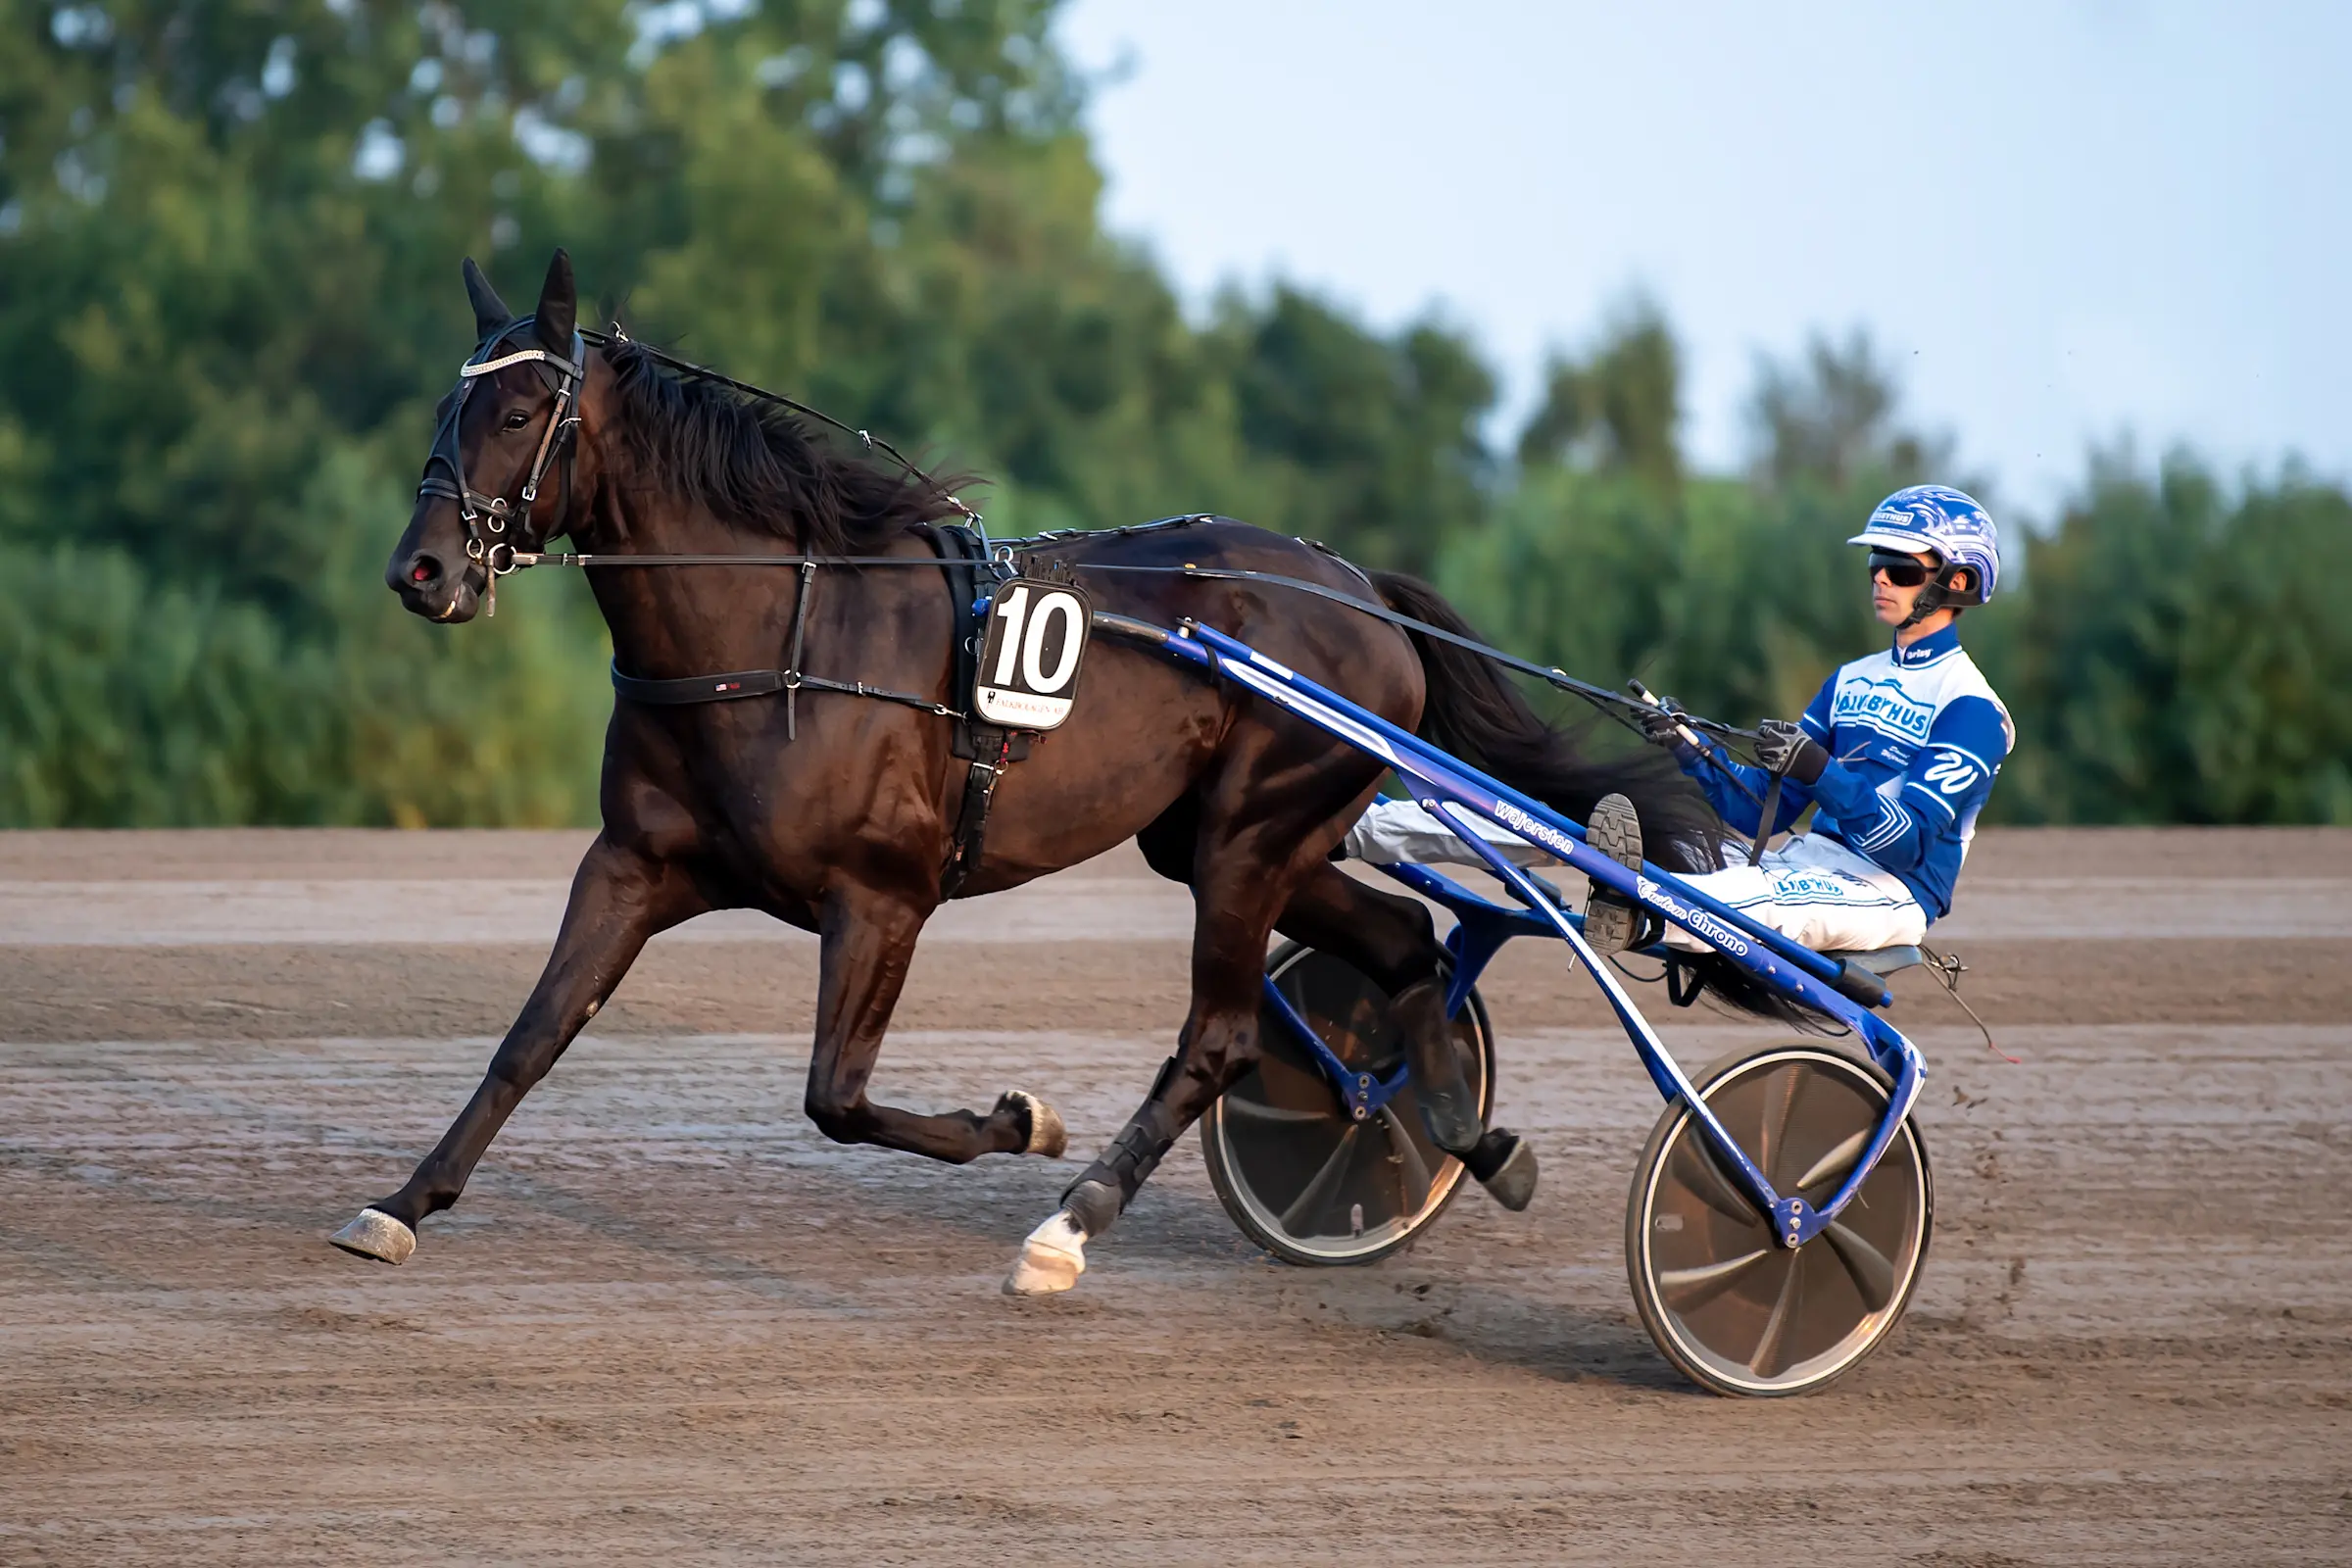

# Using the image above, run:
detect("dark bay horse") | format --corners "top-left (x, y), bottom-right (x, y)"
top-left (338, 249), bottom-right (1716, 1293)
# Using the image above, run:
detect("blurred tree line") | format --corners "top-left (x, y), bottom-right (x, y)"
top-left (0, 0), bottom-right (2343, 826)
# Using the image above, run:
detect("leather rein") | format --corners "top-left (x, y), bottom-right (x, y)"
top-left (419, 327), bottom-right (1768, 772)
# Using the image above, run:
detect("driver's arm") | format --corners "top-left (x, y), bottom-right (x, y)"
top-left (1807, 697), bottom-right (2008, 873)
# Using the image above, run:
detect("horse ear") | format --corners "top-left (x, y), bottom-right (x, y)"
top-left (462, 257), bottom-right (512, 337)
top-left (534, 248), bottom-right (577, 356)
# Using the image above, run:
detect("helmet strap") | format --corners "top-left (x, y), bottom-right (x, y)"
top-left (1897, 562), bottom-right (1974, 629)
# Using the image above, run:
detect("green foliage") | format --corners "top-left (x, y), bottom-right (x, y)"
top-left (1992, 456), bottom-right (2352, 823)
top-left (1441, 448), bottom-right (2352, 827)
top-left (1440, 466), bottom-right (1904, 728)
top-left (1517, 300), bottom-right (1683, 492)
top-left (0, 0), bottom-right (1485, 822)
top-left (1747, 328), bottom-right (1948, 491)
top-left (1212, 285), bottom-right (1494, 573)
top-left (0, 2), bottom-right (2342, 825)
top-left (0, 451), bottom-right (610, 826)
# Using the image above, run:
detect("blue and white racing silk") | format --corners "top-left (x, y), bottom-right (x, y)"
top-left (1686, 623), bottom-right (2013, 922)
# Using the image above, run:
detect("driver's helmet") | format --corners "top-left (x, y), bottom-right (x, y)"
top-left (1846, 484), bottom-right (2001, 605)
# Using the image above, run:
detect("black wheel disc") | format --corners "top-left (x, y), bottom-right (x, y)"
top-left (1201, 942), bottom-right (1494, 1266)
top-left (1626, 1045), bottom-right (1932, 1396)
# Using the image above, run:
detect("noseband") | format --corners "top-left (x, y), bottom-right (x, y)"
top-left (416, 316), bottom-right (586, 614)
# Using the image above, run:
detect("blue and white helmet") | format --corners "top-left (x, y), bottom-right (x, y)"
top-left (1847, 484), bottom-right (2000, 605)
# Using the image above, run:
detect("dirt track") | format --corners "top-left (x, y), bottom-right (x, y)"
top-left (4, 829), bottom-right (2349, 1564)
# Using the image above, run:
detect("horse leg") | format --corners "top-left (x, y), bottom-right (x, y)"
top-left (329, 836), bottom-right (705, 1264)
top-left (800, 881), bottom-right (1067, 1163)
top-left (1006, 817), bottom-right (1294, 1295)
top-left (1275, 863), bottom-right (1538, 1208)
top-left (1142, 808), bottom-right (1537, 1208)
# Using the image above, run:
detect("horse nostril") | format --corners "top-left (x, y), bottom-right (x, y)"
top-left (409, 555), bottom-right (441, 586)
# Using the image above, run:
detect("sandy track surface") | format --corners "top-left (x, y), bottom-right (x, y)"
top-left (3, 829), bottom-right (2349, 1564)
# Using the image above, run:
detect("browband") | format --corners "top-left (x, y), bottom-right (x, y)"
top-left (461, 344), bottom-right (584, 380)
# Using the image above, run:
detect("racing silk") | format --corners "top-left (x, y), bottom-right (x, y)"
top-left (1683, 623), bottom-right (2013, 921)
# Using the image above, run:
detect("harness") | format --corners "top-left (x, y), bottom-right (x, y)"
top-left (416, 323), bottom-right (1041, 895)
top-left (600, 522), bottom-right (1025, 897)
top-left (417, 327), bottom-right (1787, 892)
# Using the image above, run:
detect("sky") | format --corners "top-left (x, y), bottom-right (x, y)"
top-left (1055, 1), bottom-right (2351, 518)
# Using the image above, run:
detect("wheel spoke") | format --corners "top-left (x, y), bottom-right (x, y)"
top-left (1376, 1106), bottom-right (1434, 1211)
top-left (1223, 1097), bottom-right (1337, 1126)
top-left (1674, 1128), bottom-right (1768, 1225)
top-left (1278, 1123), bottom-right (1363, 1235)
top-left (1761, 1062), bottom-right (1806, 1186)
top-left (1794, 1128), bottom-right (1871, 1194)
top-left (1746, 1244), bottom-right (1805, 1378)
top-left (1657, 1248), bottom-right (1772, 1312)
top-left (1822, 1219), bottom-right (1897, 1313)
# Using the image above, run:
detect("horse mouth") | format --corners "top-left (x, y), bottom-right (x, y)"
top-left (396, 569), bottom-right (483, 623)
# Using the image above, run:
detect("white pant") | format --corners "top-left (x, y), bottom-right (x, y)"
top-left (1342, 798), bottom-right (1558, 868)
top-left (1343, 799), bottom-right (1927, 955)
top-left (1653, 833), bottom-right (1927, 955)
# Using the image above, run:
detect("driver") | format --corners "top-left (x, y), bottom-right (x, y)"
top-left (1339, 484), bottom-right (2012, 958)
top-left (1596, 483), bottom-right (2013, 955)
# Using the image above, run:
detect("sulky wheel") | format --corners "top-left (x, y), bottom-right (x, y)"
top-left (1200, 941), bottom-right (1494, 1266)
top-left (1626, 1044), bottom-right (1933, 1396)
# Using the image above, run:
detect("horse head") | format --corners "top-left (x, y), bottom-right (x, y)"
top-left (387, 249), bottom-right (592, 622)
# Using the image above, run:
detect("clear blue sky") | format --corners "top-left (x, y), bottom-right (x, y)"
top-left (1056, 1), bottom-right (2350, 517)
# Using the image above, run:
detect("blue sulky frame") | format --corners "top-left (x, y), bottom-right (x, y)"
top-left (1111, 612), bottom-right (1927, 1254)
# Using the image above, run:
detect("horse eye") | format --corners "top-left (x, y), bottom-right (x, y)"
top-left (502, 409), bottom-right (531, 430)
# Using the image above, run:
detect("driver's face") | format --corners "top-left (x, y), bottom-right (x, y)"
top-left (1871, 549), bottom-right (1940, 627)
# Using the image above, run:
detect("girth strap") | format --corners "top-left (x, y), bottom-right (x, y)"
top-left (940, 725), bottom-right (1015, 900)
top-left (925, 522), bottom-right (1035, 898)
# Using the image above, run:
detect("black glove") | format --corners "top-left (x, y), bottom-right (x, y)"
top-left (1753, 718), bottom-right (1829, 784)
top-left (1638, 699), bottom-right (1693, 751)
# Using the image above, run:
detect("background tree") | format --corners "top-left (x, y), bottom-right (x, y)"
top-left (0, 1), bottom-right (2344, 825)
top-left (1516, 299), bottom-right (1682, 492)
top-left (1746, 327), bottom-right (1946, 492)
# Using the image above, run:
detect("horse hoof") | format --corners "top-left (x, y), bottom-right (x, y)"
top-left (1004, 1210), bottom-right (1087, 1296)
top-left (329, 1207), bottom-right (416, 1265)
top-left (1465, 1130), bottom-right (1539, 1212)
top-left (1003, 1089), bottom-right (1068, 1158)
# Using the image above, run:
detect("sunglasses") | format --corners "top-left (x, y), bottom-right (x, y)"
top-left (1868, 550), bottom-right (1936, 588)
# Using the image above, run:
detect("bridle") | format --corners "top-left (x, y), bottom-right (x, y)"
top-left (416, 314), bottom-right (586, 614)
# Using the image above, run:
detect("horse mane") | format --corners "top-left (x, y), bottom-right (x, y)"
top-left (602, 341), bottom-right (966, 553)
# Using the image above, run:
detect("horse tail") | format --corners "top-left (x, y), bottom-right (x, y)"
top-left (1367, 570), bottom-right (1822, 1030)
top-left (1367, 570), bottom-right (1721, 868)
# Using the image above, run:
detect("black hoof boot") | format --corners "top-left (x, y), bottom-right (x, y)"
top-left (1416, 1084), bottom-right (1484, 1155)
top-left (1394, 977), bottom-right (1482, 1152)
top-left (1060, 1177), bottom-right (1121, 1238)
top-left (1463, 1128), bottom-right (1539, 1211)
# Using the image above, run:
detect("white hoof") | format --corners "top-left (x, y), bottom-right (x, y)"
top-left (329, 1207), bottom-right (416, 1265)
top-left (1004, 1210), bottom-right (1087, 1296)
top-left (1005, 1090), bottom-right (1068, 1158)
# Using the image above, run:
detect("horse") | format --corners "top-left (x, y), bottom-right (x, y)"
top-left (339, 248), bottom-right (1721, 1293)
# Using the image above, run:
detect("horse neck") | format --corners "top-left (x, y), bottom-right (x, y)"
top-left (573, 470), bottom-right (815, 679)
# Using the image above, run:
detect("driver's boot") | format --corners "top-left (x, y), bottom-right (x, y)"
top-left (1582, 792), bottom-right (1647, 955)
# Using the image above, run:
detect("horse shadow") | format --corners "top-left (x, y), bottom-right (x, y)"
top-left (478, 1109), bottom-right (1699, 1395)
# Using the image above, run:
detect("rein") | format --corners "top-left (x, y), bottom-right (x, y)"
top-left (506, 539), bottom-right (1761, 749)
top-left (424, 327), bottom-right (1770, 784)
